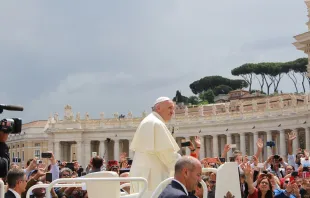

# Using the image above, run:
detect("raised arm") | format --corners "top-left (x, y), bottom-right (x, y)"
top-left (221, 144), bottom-right (231, 158)
top-left (254, 138), bottom-right (263, 159)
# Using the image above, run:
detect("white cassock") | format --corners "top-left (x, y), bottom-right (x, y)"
top-left (129, 111), bottom-right (180, 197)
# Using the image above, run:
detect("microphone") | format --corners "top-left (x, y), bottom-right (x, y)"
top-left (0, 104), bottom-right (24, 111)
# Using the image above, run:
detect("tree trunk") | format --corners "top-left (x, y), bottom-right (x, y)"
top-left (255, 75), bottom-right (265, 92)
top-left (287, 72), bottom-right (298, 93)
top-left (263, 75), bottom-right (272, 95)
top-left (302, 73), bottom-right (306, 93)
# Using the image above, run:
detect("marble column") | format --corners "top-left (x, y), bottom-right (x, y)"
top-left (54, 141), bottom-right (61, 161)
top-left (306, 127), bottom-right (310, 151)
top-left (249, 135), bottom-right (254, 155)
top-left (128, 139), bottom-right (134, 158)
top-left (213, 135), bottom-right (219, 157)
top-left (84, 140), bottom-right (91, 166)
top-left (47, 141), bottom-right (53, 152)
top-left (279, 129), bottom-right (286, 157)
top-left (240, 133), bottom-right (246, 155)
top-left (220, 136), bottom-right (225, 154)
top-left (114, 139), bottom-right (120, 160)
top-left (226, 134), bottom-right (232, 158)
top-left (267, 131), bottom-right (273, 158)
top-left (293, 129), bottom-right (299, 154)
top-left (99, 140), bottom-right (106, 158)
top-left (206, 137), bottom-right (211, 157)
top-left (76, 140), bottom-right (83, 166)
top-left (199, 136), bottom-right (205, 160)
top-left (185, 137), bottom-right (191, 156)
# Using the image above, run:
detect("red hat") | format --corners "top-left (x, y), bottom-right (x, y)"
top-left (108, 160), bottom-right (119, 167)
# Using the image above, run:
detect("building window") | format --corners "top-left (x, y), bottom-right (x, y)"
top-left (22, 151), bottom-right (24, 161)
top-left (34, 150), bottom-right (40, 158)
top-left (17, 152), bottom-right (19, 159)
top-left (35, 143), bottom-right (40, 147)
top-left (22, 144), bottom-right (24, 147)
top-left (12, 152), bottom-right (14, 158)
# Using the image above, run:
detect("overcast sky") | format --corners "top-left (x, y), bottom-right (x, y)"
top-left (0, 1), bottom-right (308, 123)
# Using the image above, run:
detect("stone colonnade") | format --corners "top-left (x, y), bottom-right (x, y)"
top-left (50, 127), bottom-right (310, 167)
top-left (49, 138), bottom-right (133, 167)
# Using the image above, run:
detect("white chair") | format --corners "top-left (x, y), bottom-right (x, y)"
top-left (120, 183), bottom-right (131, 194)
top-left (151, 177), bottom-right (173, 198)
top-left (0, 179), bottom-right (4, 198)
top-left (84, 171), bottom-right (120, 198)
top-left (40, 175), bottom-right (147, 198)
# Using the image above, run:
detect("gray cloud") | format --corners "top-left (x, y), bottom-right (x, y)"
top-left (0, 0), bottom-right (307, 122)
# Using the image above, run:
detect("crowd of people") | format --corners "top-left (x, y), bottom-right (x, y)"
top-left (0, 96), bottom-right (310, 198)
top-left (1, 134), bottom-right (310, 198)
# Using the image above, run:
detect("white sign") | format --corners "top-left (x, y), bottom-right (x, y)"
top-left (215, 162), bottom-right (241, 198)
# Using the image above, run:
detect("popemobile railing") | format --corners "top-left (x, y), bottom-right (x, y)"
top-left (26, 177), bottom-right (147, 198)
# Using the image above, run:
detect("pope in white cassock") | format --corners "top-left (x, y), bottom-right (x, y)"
top-left (129, 97), bottom-right (181, 197)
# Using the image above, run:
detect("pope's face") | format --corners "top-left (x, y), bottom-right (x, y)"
top-left (157, 100), bottom-right (174, 121)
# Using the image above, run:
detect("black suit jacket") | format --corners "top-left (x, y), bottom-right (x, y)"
top-left (159, 180), bottom-right (190, 198)
top-left (5, 190), bottom-right (16, 198)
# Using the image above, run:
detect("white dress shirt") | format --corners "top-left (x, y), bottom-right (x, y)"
top-left (8, 188), bottom-right (21, 198)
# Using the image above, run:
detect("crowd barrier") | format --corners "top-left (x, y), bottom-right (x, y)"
top-left (26, 177), bottom-right (147, 198)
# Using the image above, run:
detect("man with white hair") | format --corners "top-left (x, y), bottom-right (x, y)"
top-left (130, 97), bottom-right (181, 197)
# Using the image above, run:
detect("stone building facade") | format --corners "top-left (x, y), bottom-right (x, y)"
top-left (6, 93), bottom-right (310, 168)
top-left (42, 94), bottom-right (310, 167)
top-left (7, 120), bottom-right (48, 168)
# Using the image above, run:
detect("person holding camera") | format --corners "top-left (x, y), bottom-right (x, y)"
top-left (0, 130), bottom-right (10, 178)
top-left (266, 155), bottom-right (286, 179)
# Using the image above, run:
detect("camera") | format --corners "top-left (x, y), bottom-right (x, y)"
top-left (0, 118), bottom-right (22, 134)
top-left (0, 104), bottom-right (23, 178)
top-left (0, 104), bottom-right (23, 134)
top-left (266, 141), bottom-right (275, 147)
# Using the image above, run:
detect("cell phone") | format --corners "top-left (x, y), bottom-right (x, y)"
top-left (46, 172), bottom-right (52, 182)
top-left (219, 158), bottom-right (226, 163)
top-left (181, 141), bottom-right (191, 147)
top-left (119, 169), bottom-right (130, 175)
top-left (37, 160), bottom-right (42, 164)
top-left (266, 141), bottom-right (275, 147)
top-left (290, 176), bottom-right (295, 184)
top-left (128, 160), bottom-right (133, 165)
top-left (41, 152), bottom-right (52, 158)
top-left (230, 144), bottom-right (236, 148)
top-left (291, 171), bottom-right (299, 177)
top-left (81, 172), bottom-right (86, 176)
top-left (229, 157), bottom-right (235, 162)
top-left (247, 156), bottom-right (253, 161)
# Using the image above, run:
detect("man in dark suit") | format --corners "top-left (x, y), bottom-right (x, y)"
top-left (159, 156), bottom-right (202, 198)
top-left (5, 168), bottom-right (27, 198)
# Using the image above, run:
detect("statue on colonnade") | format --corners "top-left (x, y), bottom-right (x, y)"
top-left (76, 112), bottom-right (80, 121)
top-left (85, 112), bottom-right (90, 120)
top-left (100, 112), bottom-right (105, 120)
top-left (54, 113), bottom-right (59, 122)
top-left (64, 104), bottom-right (74, 121)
